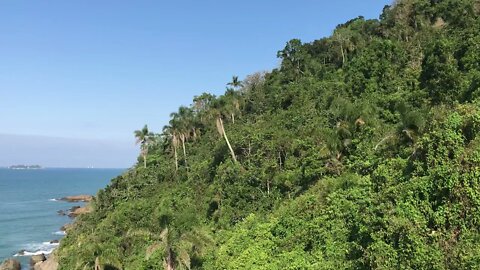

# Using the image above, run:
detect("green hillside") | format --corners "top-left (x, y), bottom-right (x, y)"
top-left (57, 0), bottom-right (480, 269)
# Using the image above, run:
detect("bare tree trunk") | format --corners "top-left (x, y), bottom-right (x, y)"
top-left (166, 248), bottom-right (175, 270)
top-left (174, 146), bottom-right (178, 171)
top-left (340, 43), bottom-right (346, 65)
top-left (218, 118), bottom-right (237, 162)
top-left (278, 151), bottom-right (282, 168)
top-left (95, 257), bottom-right (101, 270)
top-left (231, 113), bottom-right (235, 124)
top-left (181, 135), bottom-right (187, 167)
top-left (374, 135), bottom-right (393, 151)
top-left (143, 148), bottom-right (148, 168)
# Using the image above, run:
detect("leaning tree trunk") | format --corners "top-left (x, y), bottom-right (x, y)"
top-left (166, 248), bottom-right (175, 270)
top-left (181, 134), bottom-right (187, 167)
top-left (174, 146), bottom-right (178, 171)
top-left (217, 118), bottom-right (237, 162)
top-left (143, 147), bottom-right (148, 168)
top-left (95, 257), bottom-right (101, 270)
top-left (172, 134), bottom-right (179, 171)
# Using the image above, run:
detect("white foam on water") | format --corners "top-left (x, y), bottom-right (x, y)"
top-left (14, 250), bottom-right (53, 256)
top-left (53, 231), bottom-right (66, 236)
top-left (14, 241), bottom-right (59, 257)
top-left (48, 198), bottom-right (58, 202)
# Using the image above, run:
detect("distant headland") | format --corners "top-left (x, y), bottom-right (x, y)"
top-left (8, 165), bottom-right (42, 170)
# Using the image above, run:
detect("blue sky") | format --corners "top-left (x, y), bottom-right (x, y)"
top-left (0, 0), bottom-right (391, 168)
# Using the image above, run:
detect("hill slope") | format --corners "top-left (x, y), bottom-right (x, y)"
top-left (57, 0), bottom-right (480, 269)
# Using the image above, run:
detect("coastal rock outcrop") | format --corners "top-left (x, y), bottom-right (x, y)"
top-left (0, 259), bottom-right (21, 270)
top-left (60, 223), bottom-right (73, 233)
top-left (30, 254), bottom-right (46, 266)
top-left (68, 206), bottom-right (91, 217)
top-left (33, 255), bottom-right (58, 270)
top-left (59, 195), bottom-right (92, 202)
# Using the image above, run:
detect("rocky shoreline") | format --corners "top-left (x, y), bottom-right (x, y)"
top-left (58, 195), bottom-right (92, 203)
top-left (0, 194), bottom-right (93, 270)
top-left (30, 254), bottom-right (58, 270)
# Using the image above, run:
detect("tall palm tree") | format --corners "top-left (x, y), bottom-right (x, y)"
top-left (227, 75), bottom-right (243, 89)
top-left (163, 125), bottom-right (179, 171)
top-left (175, 106), bottom-right (194, 167)
top-left (170, 113), bottom-right (184, 170)
top-left (134, 125), bottom-right (154, 168)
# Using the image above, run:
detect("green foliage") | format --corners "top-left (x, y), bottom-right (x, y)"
top-left (57, 1), bottom-right (480, 269)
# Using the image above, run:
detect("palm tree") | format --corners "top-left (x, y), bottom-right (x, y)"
top-left (145, 227), bottom-right (212, 270)
top-left (175, 106), bottom-right (194, 167)
top-left (134, 125), bottom-right (154, 168)
top-left (398, 105), bottom-right (425, 144)
top-left (227, 75), bottom-right (243, 89)
top-left (170, 114), bottom-right (184, 170)
top-left (163, 125), bottom-right (179, 171)
top-left (373, 105), bottom-right (425, 152)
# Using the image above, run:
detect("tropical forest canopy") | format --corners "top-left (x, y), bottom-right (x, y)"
top-left (57, 0), bottom-right (480, 269)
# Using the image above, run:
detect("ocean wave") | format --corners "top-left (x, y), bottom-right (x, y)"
top-left (53, 231), bottom-right (66, 236)
top-left (13, 241), bottom-right (59, 257)
top-left (14, 249), bottom-right (53, 256)
top-left (48, 198), bottom-right (59, 202)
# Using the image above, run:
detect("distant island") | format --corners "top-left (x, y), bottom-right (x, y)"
top-left (9, 165), bottom-right (42, 170)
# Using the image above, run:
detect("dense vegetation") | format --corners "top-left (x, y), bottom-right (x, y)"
top-left (57, 0), bottom-right (480, 269)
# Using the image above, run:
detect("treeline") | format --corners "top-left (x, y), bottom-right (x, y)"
top-left (57, 0), bottom-right (480, 269)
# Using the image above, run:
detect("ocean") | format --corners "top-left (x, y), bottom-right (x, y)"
top-left (0, 168), bottom-right (124, 268)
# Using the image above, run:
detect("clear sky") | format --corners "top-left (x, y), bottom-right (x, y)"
top-left (0, 0), bottom-right (392, 168)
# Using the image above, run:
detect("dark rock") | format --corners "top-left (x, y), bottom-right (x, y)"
top-left (0, 259), bottom-right (21, 270)
top-left (33, 255), bottom-right (58, 270)
top-left (30, 254), bottom-right (46, 266)
top-left (69, 206), bottom-right (81, 211)
top-left (49, 240), bottom-right (59, 244)
top-left (56, 210), bottom-right (66, 216)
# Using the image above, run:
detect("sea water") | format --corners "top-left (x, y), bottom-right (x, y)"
top-left (0, 168), bottom-right (124, 268)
